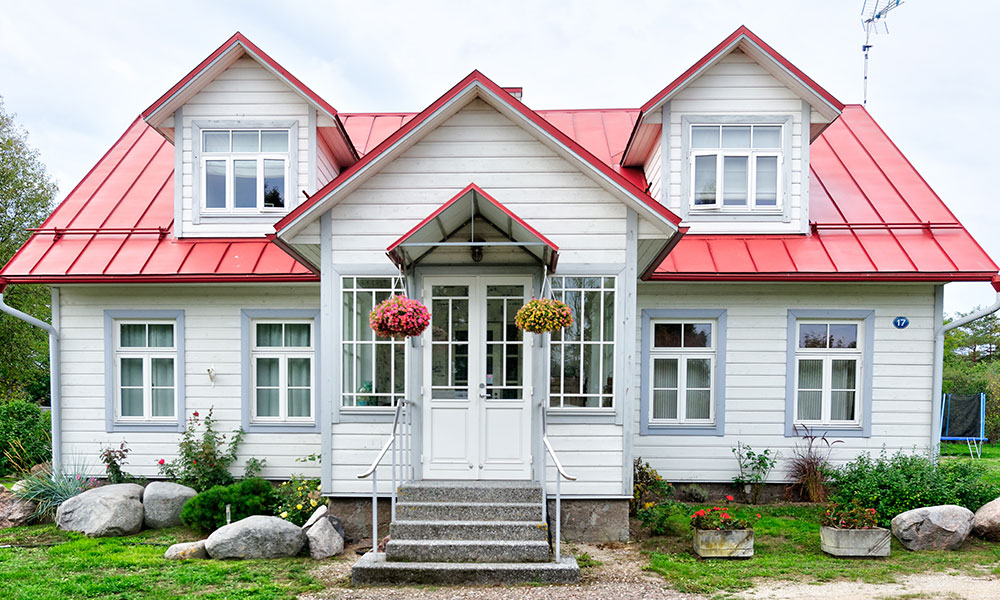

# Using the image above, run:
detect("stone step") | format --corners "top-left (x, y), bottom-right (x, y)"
top-left (390, 519), bottom-right (549, 541)
top-left (385, 539), bottom-right (551, 563)
top-left (397, 480), bottom-right (543, 504)
top-left (395, 501), bottom-right (543, 522)
top-left (352, 552), bottom-right (580, 585)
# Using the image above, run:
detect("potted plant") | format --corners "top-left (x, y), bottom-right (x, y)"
top-left (514, 297), bottom-right (573, 334)
top-left (689, 495), bottom-right (758, 558)
top-left (820, 500), bottom-right (890, 557)
top-left (369, 295), bottom-right (431, 338)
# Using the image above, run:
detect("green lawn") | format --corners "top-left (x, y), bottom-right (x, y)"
top-left (0, 524), bottom-right (330, 599)
top-left (940, 442), bottom-right (1000, 487)
top-left (643, 503), bottom-right (1000, 596)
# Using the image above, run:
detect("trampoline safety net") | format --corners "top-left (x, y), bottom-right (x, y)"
top-left (941, 393), bottom-right (985, 439)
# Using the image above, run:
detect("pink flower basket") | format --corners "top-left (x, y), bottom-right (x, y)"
top-left (369, 295), bottom-right (431, 338)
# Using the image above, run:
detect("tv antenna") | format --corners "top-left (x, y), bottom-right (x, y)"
top-left (861, 0), bottom-right (904, 105)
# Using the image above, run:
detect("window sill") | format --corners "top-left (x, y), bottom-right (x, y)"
top-left (641, 422), bottom-right (724, 437)
top-left (243, 421), bottom-right (320, 433)
top-left (108, 421), bottom-right (182, 433)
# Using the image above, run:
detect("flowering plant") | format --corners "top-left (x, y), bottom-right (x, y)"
top-left (369, 295), bottom-right (431, 338)
top-left (276, 474), bottom-right (326, 526)
top-left (689, 496), bottom-right (759, 531)
top-left (514, 298), bottom-right (573, 334)
top-left (821, 500), bottom-right (879, 529)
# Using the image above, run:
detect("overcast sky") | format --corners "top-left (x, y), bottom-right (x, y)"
top-left (1, 1), bottom-right (996, 315)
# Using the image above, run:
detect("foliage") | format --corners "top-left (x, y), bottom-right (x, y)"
top-left (785, 425), bottom-right (841, 502)
top-left (636, 500), bottom-right (686, 535)
top-left (368, 295), bottom-right (431, 338)
top-left (732, 442), bottom-right (779, 504)
top-left (0, 98), bottom-right (57, 404)
top-left (244, 456), bottom-right (266, 479)
top-left (0, 397), bottom-right (50, 477)
top-left (276, 475), bottom-right (326, 526)
top-left (179, 478), bottom-right (279, 534)
top-left (828, 450), bottom-right (1000, 527)
top-left (13, 462), bottom-right (99, 519)
top-left (574, 551), bottom-right (602, 568)
top-left (688, 496), bottom-right (759, 530)
top-left (157, 408), bottom-right (261, 492)
top-left (99, 440), bottom-right (137, 484)
top-left (514, 297), bottom-right (573, 334)
top-left (680, 484), bottom-right (708, 503)
top-left (821, 499), bottom-right (879, 529)
top-left (631, 457), bottom-right (673, 516)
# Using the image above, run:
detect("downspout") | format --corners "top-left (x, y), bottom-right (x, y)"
top-left (0, 278), bottom-right (61, 472)
top-left (931, 277), bottom-right (1000, 457)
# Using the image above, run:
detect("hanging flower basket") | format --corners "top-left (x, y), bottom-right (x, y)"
top-left (369, 295), bottom-right (431, 338)
top-left (514, 297), bottom-right (573, 334)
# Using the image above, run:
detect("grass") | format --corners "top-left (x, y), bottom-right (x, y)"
top-left (643, 503), bottom-right (1000, 596)
top-left (0, 524), bottom-right (327, 599)
top-left (939, 442), bottom-right (1000, 487)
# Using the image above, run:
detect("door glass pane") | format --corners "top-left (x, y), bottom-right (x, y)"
top-left (684, 323), bottom-right (712, 348)
top-left (753, 126), bottom-right (781, 148)
top-left (120, 324), bottom-right (146, 347)
top-left (263, 159), bottom-right (285, 208)
top-left (486, 299), bottom-right (503, 343)
top-left (148, 324), bottom-right (174, 348)
top-left (431, 285), bottom-right (467, 297)
top-left (693, 155), bottom-right (717, 205)
top-left (205, 160), bottom-right (227, 208)
top-left (686, 358), bottom-right (711, 389)
top-left (487, 285), bottom-right (522, 296)
top-left (257, 323), bottom-right (284, 347)
top-left (234, 159), bottom-right (257, 208)
top-left (121, 357), bottom-right (143, 387)
top-left (507, 299), bottom-right (522, 342)
top-left (151, 358), bottom-right (173, 387)
top-left (830, 324), bottom-right (858, 349)
top-left (691, 126), bottom-right (719, 148)
top-left (232, 130), bottom-right (259, 152)
top-left (799, 324), bottom-right (828, 348)
top-left (653, 390), bottom-right (678, 419)
top-left (755, 156), bottom-right (778, 206)
top-left (723, 156), bottom-right (748, 206)
top-left (453, 344), bottom-right (468, 386)
top-left (261, 130), bottom-right (289, 152)
top-left (722, 126), bottom-right (751, 148)
top-left (432, 344), bottom-right (448, 386)
top-left (203, 131), bottom-right (230, 152)
top-left (686, 390), bottom-right (712, 420)
top-left (453, 299), bottom-right (469, 342)
top-left (121, 389), bottom-right (144, 417)
top-left (654, 323), bottom-right (682, 347)
top-left (152, 389), bottom-right (174, 417)
top-left (284, 323), bottom-right (310, 347)
top-left (288, 389), bottom-right (311, 417)
top-left (583, 291), bottom-right (601, 341)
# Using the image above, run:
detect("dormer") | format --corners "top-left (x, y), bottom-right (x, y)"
top-left (141, 33), bottom-right (358, 238)
top-left (623, 27), bottom-right (843, 234)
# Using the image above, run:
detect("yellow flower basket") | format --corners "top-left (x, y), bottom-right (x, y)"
top-left (514, 298), bottom-right (573, 334)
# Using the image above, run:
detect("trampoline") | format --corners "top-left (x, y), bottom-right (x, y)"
top-left (941, 393), bottom-right (988, 459)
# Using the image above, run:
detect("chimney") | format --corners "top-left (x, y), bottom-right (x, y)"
top-left (502, 87), bottom-right (523, 100)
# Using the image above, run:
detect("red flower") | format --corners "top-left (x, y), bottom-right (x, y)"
top-left (726, 495), bottom-right (734, 502)
top-left (756, 513), bottom-right (761, 519)
top-left (696, 509), bottom-right (706, 517)
top-left (722, 513), bottom-right (731, 520)
top-left (158, 458), bottom-right (165, 465)
top-left (193, 460), bottom-right (197, 465)
top-left (193, 411), bottom-right (200, 417)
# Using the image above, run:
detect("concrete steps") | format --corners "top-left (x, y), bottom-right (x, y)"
top-left (390, 519), bottom-right (549, 541)
top-left (352, 553), bottom-right (580, 585)
top-left (386, 539), bottom-right (551, 562)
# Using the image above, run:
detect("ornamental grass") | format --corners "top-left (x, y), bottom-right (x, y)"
top-left (514, 297), bottom-right (573, 334)
top-left (369, 295), bottom-right (431, 338)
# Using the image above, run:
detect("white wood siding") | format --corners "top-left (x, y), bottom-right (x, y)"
top-left (179, 57), bottom-right (312, 238)
top-left (317, 134), bottom-right (338, 189)
top-left (545, 423), bottom-right (623, 496)
top-left (643, 141), bottom-right (663, 204)
top-left (58, 285), bottom-right (321, 479)
top-left (633, 283), bottom-right (936, 482)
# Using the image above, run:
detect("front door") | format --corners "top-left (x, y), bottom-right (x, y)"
top-left (422, 276), bottom-right (532, 480)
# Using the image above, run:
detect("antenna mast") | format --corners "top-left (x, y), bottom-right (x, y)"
top-left (861, 0), bottom-right (904, 105)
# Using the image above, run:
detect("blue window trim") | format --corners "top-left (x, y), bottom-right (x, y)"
top-left (785, 309), bottom-right (874, 438)
top-left (104, 310), bottom-right (186, 433)
top-left (241, 309), bottom-right (321, 433)
top-left (639, 309), bottom-right (727, 436)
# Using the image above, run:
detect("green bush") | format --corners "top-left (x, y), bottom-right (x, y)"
top-left (158, 408), bottom-right (263, 492)
top-left (276, 475), bottom-right (326, 526)
top-left (180, 478), bottom-right (279, 533)
top-left (0, 397), bottom-right (51, 477)
top-left (828, 450), bottom-right (1000, 527)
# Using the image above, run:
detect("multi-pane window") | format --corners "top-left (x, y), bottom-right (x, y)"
top-left (690, 124), bottom-right (781, 210)
top-left (202, 129), bottom-right (289, 212)
top-left (342, 277), bottom-right (406, 408)
top-left (794, 321), bottom-right (862, 425)
top-left (549, 277), bottom-right (616, 409)
top-left (115, 321), bottom-right (177, 421)
top-left (251, 320), bottom-right (314, 422)
top-left (649, 321), bottom-right (715, 424)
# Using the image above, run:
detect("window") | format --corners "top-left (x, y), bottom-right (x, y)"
top-left (793, 321), bottom-right (862, 426)
top-left (113, 320), bottom-right (177, 422)
top-left (250, 320), bottom-right (314, 422)
top-left (549, 276), bottom-right (615, 409)
top-left (201, 129), bottom-right (290, 213)
top-left (690, 124), bottom-right (781, 210)
top-left (342, 277), bottom-right (406, 408)
top-left (649, 321), bottom-right (716, 424)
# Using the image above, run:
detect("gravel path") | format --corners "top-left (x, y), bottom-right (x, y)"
top-left (733, 573), bottom-right (1000, 600)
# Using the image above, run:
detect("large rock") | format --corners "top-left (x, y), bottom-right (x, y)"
top-left (143, 481), bottom-right (197, 529)
top-left (55, 483), bottom-right (144, 537)
top-left (973, 498), bottom-right (1000, 541)
top-left (891, 505), bottom-right (974, 550)
top-left (305, 515), bottom-right (344, 559)
top-left (303, 505), bottom-right (347, 542)
top-left (0, 487), bottom-right (35, 529)
top-left (205, 515), bottom-right (306, 559)
top-left (164, 540), bottom-right (209, 560)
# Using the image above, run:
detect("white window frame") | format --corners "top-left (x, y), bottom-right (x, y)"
top-left (648, 320), bottom-right (717, 425)
top-left (200, 128), bottom-right (291, 214)
top-left (341, 277), bottom-right (408, 411)
top-left (689, 124), bottom-right (783, 212)
top-left (250, 319), bottom-right (315, 423)
top-left (113, 320), bottom-right (178, 423)
top-left (793, 320), bottom-right (863, 427)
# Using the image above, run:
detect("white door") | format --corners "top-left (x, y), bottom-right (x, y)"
top-left (422, 276), bottom-right (532, 480)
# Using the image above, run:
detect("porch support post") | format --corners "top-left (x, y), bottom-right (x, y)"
top-left (531, 270), bottom-right (547, 486)
top-left (320, 210), bottom-right (338, 493)
top-left (407, 269), bottom-right (424, 480)
top-left (620, 208), bottom-right (639, 496)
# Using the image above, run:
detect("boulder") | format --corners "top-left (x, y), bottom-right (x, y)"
top-left (973, 498), bottom-right (1000, 541)
top-left (55, 483), bottom-right (144, 537)
top-left (143, 481), bottom-right (197, 529)
top-left (0, 487), bottom-right (35, 529)
top-left (891, 505), bottom-right (974, 550)
top-left (205, 515), bottom-right (306, 559)
top-left (164, 540), bottom-right (209, 560)
top-left (302, 505), bottom-right (347, 542)
top-left (305, 515), bottom-right (344, 559)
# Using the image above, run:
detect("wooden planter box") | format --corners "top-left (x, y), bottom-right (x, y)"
top-left (820, 526), bottom-right (891, 557)
top-left (693, 529), bottom-right (754, 558)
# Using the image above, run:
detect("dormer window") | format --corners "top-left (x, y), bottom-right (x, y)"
top-left (202, 129), bottom-right (290, 213)
top-left (690, 124), bottom-right (781, 211)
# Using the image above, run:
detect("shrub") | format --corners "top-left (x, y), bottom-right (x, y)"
top-left (100, 440), bottom-right (138, 484)
top-left (785, 425), bottom-right (842, 502)
top-left (158, 408), bottom-right (263, 492)
top-left (180, 478), bottom-right (279, 533)
top-left (0, 397), bottom-right (51, 477)
top-left (636, 500), bottom-right (685, 535)
top-left (631, 457), bottom-right (673, 516)
top-left (828, 450), bottom-right (1000, 527)
top-left (689, 496), bottom-right (760, 530)
top-left (276, 475), bottom-right (326, 525)
top-left (821, 499), bottom-right (879, 529)
top-left (13, 462), bottom-right (99, 519)
top-left (732, 442), bottom-right (779, 504)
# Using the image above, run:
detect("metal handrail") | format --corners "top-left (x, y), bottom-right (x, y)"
top-left (542, 434), bottom-right (575, 563)
top-left (543, 437), bottom-right (576, 482)
top-left (356, 400), bottom-right (410, 554)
